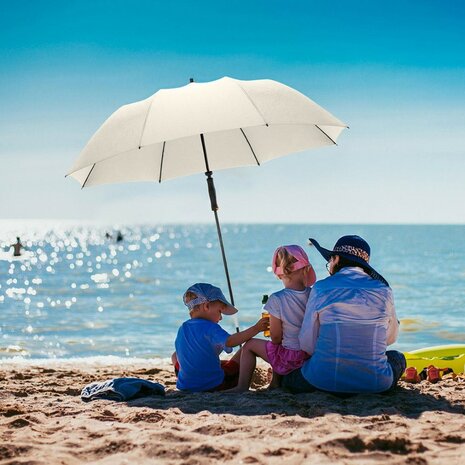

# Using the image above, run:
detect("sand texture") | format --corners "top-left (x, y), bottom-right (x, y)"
top-left (1, 361), bottom-right (464, 465)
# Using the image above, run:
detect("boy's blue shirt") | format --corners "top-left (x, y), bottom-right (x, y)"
top-left (175, 318), bottom-right (232, 392)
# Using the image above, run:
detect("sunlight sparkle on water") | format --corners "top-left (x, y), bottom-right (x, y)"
top-left (1, 222), bottom-right (464, 359)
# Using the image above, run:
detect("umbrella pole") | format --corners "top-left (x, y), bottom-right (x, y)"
top-left (200, 134), bottom-right (239, 332)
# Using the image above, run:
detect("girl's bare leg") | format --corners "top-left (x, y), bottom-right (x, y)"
top-left (228, 339), bottom-right (269, 392)
top-left (230, 347), bottom-right (242, 364)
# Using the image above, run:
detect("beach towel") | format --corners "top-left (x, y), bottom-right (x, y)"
top-left (81, 377), bottom-right (165, 402)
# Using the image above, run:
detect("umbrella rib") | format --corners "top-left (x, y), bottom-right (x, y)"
top-left (158, 141), bottom-right (166, 183)
top-left (81, 164), bottom-right (96, 189)
top-left (240, 128), bottom-right (260, 166)
top-left (234, 82), bottom-right (268, 126)
top-left (68, 122), bottom-right (345, 179)
top-left (138, 100), bottom-right (155, 149)
top-left (315, 125), bottom-right (337, 145)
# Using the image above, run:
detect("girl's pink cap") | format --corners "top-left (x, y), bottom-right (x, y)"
top-left (272, 245), bottom-right (316, 286)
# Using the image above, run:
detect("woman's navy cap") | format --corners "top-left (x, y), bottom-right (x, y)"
top-left (309, 235), bottom-right (389, 287)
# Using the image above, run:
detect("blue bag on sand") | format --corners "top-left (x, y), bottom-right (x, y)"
top-left (81, 377), bottom-right (165, 402)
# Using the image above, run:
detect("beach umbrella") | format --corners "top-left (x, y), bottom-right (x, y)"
top-left (67, 76), bottom-right (347, 308)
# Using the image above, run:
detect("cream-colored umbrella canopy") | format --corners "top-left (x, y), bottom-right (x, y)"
top-left (67, 77), bottom-right (347, 186)
top-left (67, 77), bottom-right (347, 312)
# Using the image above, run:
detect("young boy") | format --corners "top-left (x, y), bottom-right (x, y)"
top-left (172, 283), bottom-right (269, 392)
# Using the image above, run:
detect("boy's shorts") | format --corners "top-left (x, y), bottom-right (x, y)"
top-left (174, 359), bottom-right (239, 391)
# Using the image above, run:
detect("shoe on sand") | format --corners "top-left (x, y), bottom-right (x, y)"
top-left (404, 367), bottom-right (421, 383)
top-left (426, 365), bottom-right (441, 383)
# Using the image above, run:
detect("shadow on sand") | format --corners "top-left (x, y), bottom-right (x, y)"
top-left (127, 383), bottom-right (465, 419)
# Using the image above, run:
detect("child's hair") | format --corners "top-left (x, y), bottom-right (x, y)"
top-left (274, 247), bottom-right (298, 276)
top-left (184, 290), bottom-right (199, 315)
top-left (184, 290), bottom-right (198, 303)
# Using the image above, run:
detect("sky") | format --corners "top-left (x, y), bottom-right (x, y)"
top-left (1, 0), bottom-right (465, 224)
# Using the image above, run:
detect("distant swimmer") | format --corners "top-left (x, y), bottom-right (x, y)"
top-left (105, 232), bottom-right (112, 240)
top-left (11, 237), bottom-right (24, 257)
top-left (116, 231), bottom-right (123, 242)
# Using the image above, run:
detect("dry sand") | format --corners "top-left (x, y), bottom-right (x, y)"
top-left (1, 360), bottom-right (464, 465)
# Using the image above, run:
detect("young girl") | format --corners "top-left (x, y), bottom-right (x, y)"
top-left (229, 245), bottom-right (316, 392)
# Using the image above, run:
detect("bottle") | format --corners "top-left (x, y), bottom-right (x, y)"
top-left (261, 294), bottom-right (270, 338)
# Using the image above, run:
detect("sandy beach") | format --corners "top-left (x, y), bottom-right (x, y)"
top-left (1, 361), bottom-right (464, 465)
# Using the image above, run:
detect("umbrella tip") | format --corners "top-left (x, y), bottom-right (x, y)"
top-left (189, 78), bottom-right (194, 83)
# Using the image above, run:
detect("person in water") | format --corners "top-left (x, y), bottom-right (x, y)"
top-left (11, 237), bottom-right (24, 257)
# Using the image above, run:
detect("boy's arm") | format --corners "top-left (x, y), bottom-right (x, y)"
top-left (225, 317), bottom-right (269, 347)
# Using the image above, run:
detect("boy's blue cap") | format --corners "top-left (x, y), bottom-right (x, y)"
top-left (183, 283), bottom-right (238, 315)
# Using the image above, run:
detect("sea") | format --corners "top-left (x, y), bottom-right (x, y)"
top-left (1, 221), bottom-right (464, 363)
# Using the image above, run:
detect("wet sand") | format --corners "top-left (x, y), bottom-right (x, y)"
top-left (1, 361), bottom-right (464, 465)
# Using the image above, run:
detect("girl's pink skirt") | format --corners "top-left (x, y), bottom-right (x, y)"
top-left (265, 342), bottom-right (310, 375)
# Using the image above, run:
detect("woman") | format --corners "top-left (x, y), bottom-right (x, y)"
top-left (282, 235), bottom-right (406, 394)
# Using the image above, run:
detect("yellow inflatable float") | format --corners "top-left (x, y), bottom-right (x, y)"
top-left (403, 344), bottom-right (465, 373)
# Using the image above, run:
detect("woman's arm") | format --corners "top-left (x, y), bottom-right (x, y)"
top-left (298, 291), bottom-right (320, 354)
top-left (299, 311), bottom-right (319, 354)
top-left (386, 290), bottom-right (399, 345)
top-left (269, 314), bottom-right (283, 344)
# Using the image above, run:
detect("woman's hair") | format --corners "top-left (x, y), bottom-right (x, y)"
top-left (274, 247), bottom-right (298, 276)
top-left (332, 255), bottom-right (369, 275)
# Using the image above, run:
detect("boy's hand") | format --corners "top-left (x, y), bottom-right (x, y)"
top-left (255, 317), bottom-right (270, 333)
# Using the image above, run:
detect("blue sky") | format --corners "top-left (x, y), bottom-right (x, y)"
top-left (1, 0), bottom-right (465, 223)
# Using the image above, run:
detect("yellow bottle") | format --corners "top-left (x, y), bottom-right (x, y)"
top-left (261, 294), bottom-right (270, 337)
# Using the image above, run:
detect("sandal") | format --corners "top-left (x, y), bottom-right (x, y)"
top-left (404, 367), bottom-right (421, 383)
top-left (426, 365), bottom-right (441, 383)
top-left (419, 366), bottom-right (455, 382)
